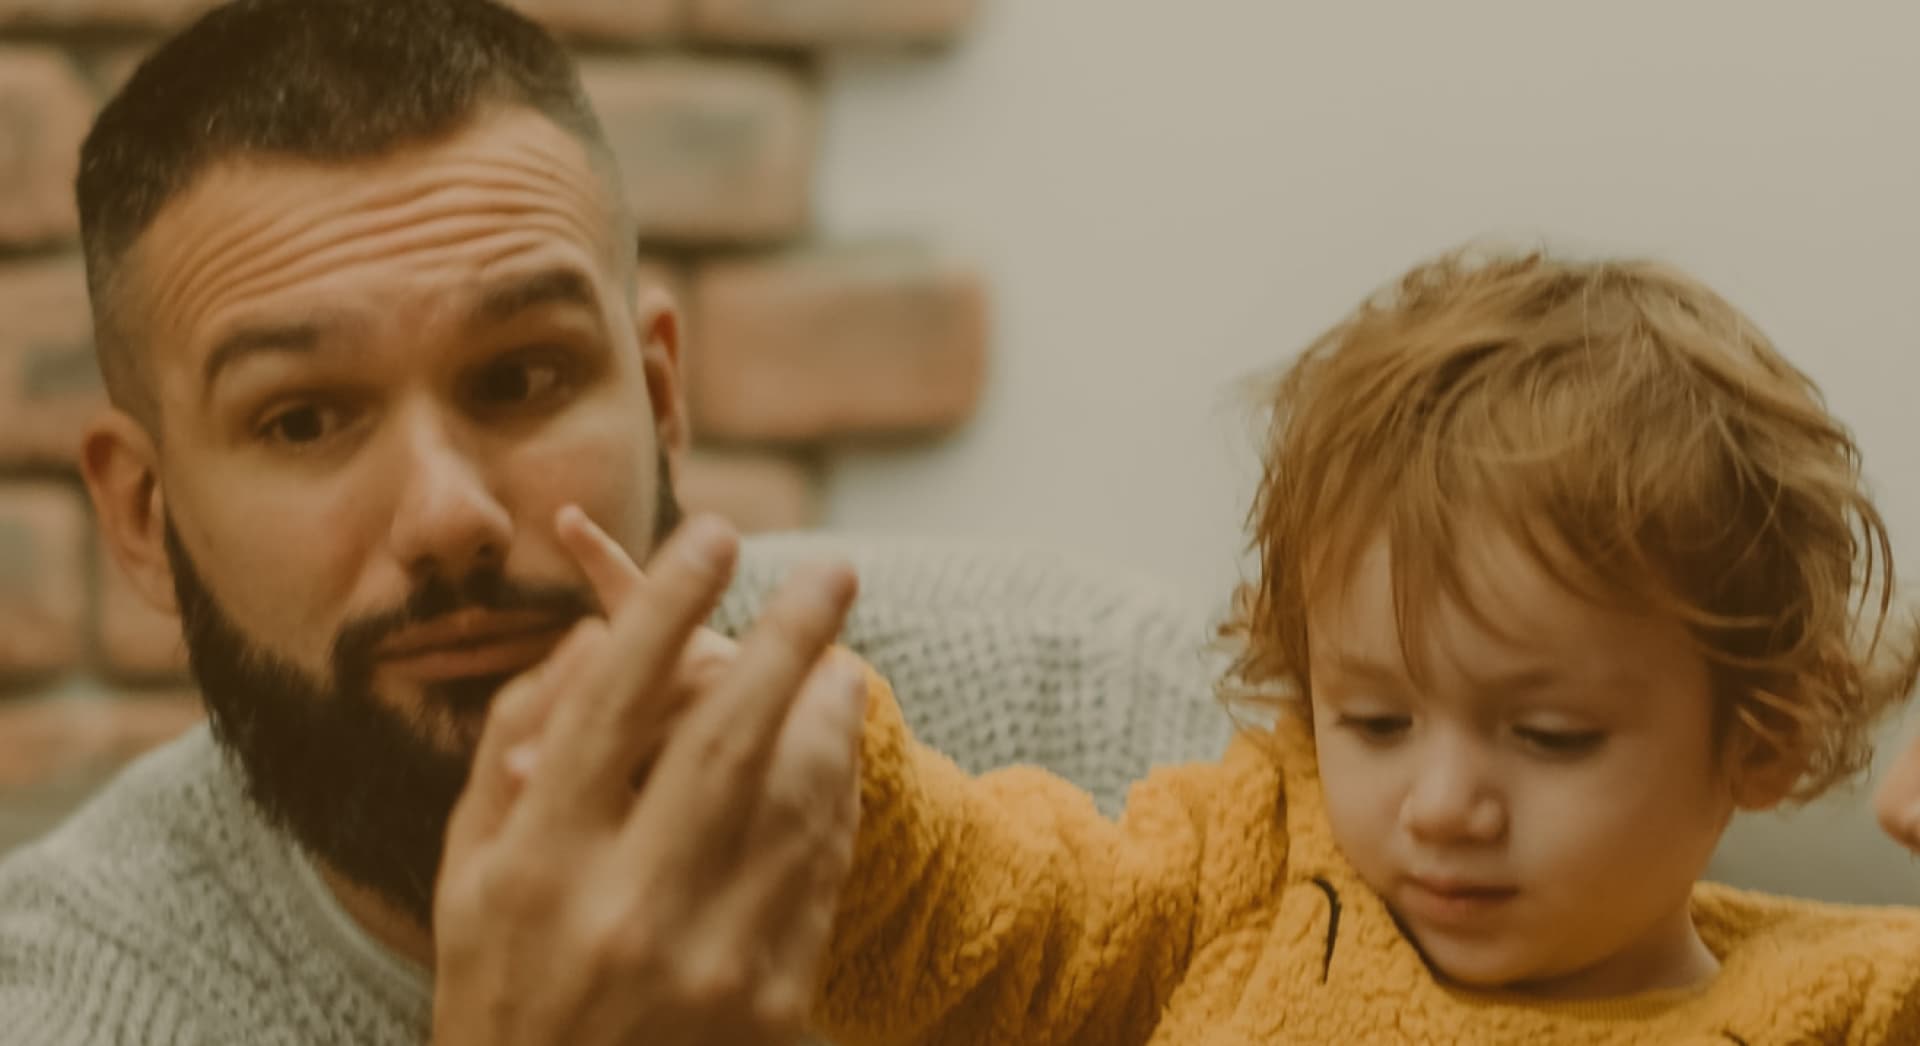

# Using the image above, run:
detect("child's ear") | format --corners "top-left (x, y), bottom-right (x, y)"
top-left (1723, 699), bottom-right (1809, 812)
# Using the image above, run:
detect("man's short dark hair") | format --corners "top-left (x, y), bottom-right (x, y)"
top-left (77, 0), bottom-right (622, 428)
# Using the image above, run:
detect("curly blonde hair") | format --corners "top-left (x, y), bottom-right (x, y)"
top-left (1220, 247), bottom-right (1917, 802)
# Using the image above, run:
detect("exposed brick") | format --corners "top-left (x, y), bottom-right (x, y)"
top-left (689, 0), bottom-right (975, 46)
top-left (688, 242), bottom-right (987, 441)
top-left (581, 57), bottom-right (817, 246)
top-left (0, 46), bottom-right (94, 248)
top-left (508, 0), bottom-right (679, 41)
top-left (96, 530), bottom-right (189, 681)
top-left (0, 256), bottom-right (103, 470)
top-left (677, 449), bottom-right (817, 533)
top-left (0, 690), bottom-right (201, 794)
top-left (0, 0), bottom-right (218, 31)
top-left (0, 483), bottom-right (87, 681)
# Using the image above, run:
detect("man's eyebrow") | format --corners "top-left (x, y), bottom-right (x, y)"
top-left (202, 321), bottom-right (327, 397)
top-left (197, 267), bottom-right (601, 395)
top-left (472, 266), bottom-right (602, 327)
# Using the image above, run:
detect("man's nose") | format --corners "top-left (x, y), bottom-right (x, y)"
top-left (386, 410), bottom-right (513, 583)
top-left (1400, 734), bottom-right (1508, 847)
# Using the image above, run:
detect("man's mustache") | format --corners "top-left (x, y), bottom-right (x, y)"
top-left (331, 572), bottom-right (597, 676)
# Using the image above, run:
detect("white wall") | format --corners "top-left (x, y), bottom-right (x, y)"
top-left (815, 2), bottom-right (1920, 903)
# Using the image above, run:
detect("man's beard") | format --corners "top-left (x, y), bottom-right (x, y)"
top-left (167, 470), bottom-right (681, 927)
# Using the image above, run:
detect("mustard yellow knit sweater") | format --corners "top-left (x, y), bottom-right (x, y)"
top-left (815, 671), bottom-right (1920, 1045)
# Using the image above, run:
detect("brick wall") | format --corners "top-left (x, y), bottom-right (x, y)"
top-left (0, 0), bottom-right (989, 851)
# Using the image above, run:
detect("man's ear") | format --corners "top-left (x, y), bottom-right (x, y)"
top-left (1724, 699), bottom-right (1810, 812)
top-left (633, 279), bottom-right (690, 464)
top-left (80, 409), bottom-right (177, 615)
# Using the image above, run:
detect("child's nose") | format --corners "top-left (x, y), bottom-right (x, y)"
top-left (1401, 749), bottom-right (1508, 846)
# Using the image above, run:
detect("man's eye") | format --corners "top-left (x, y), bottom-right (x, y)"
top-left (1336, 714), bottom-right (1412, 743)
top-left (472, 355), bottom-right (568, 408)
top-left (259, 403), bottom-right (343, 446)
top-left (1514, 726), bottom-right (1606, 757)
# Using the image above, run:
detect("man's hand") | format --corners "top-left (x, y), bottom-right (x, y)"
top-left (429, 508), bottom-right (867, 1045)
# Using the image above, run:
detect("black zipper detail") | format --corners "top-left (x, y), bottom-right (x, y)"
top-left (1309, 877), bottom-right (1341, 983)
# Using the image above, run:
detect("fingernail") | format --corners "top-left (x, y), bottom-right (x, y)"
top-left (505, 743), bottom-right (539, 779)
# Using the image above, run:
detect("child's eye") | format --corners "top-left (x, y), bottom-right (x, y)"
top-left (1513, 726), bottom-right (1606, 757)
top-left (1336, 714), bottom-right (1412, 744)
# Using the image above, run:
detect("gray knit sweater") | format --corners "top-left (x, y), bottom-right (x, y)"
top-left (0, 534), bottom-right (1232, 1045)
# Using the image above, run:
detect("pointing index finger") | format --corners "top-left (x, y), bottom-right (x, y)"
top-left (555, 504), bottom-right (647, 617)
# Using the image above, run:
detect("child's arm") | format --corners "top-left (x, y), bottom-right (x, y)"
top-left (813, 665), bottom-right (1276, 1046)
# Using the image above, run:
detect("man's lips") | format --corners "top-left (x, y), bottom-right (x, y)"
top-left (374, 610), bottom-right (574, 682)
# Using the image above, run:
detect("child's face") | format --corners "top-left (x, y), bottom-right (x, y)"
top-left (1307, 531), bottom-right (1737, 998)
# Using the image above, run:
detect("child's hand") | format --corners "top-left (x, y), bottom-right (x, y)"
top-left (1875, 729), bottom-right (1920, 853)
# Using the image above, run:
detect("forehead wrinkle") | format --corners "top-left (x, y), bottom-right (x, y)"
top-left (141, 153), bottom-right (465, 322)
top-left (214, 206), bottom-right (600, 315)
top-left (182, 169), bottom-right (607, 307)
top-left (162, 198), bottom-right (614, 403)
top-left (130, 178), bottom-right (296, 368)
top-left (137, 112), bottom-right (624, 376)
